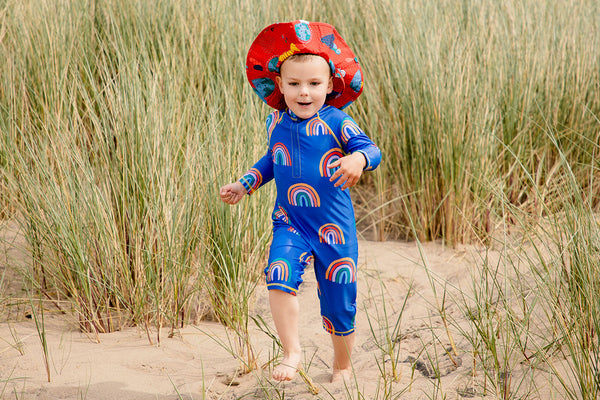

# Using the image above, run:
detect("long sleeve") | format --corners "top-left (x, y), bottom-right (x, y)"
top-left (340, 117), bottom-right (381, 171)
top-left (238, 151), bottom-right (274, 195)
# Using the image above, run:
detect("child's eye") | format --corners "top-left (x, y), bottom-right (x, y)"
top-left (288, 82), bottom-right (299, 86)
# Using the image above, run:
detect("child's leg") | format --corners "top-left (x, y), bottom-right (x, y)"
top-left (269, 289), bottom-right (302, 381)
top-left (331, 332), bottom-right (355, 382)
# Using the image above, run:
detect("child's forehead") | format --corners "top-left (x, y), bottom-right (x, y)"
top-left (285, 53), bottom-right (326, 62)
top-left (283, 54), bottom-right (327, 65)
top-left (280, 54), bottom-right (332, 75)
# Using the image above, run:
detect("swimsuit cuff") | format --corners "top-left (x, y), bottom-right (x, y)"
top-left (355, 150), bottom-right (370, 171)
top-left (238, 177), bottom-right (254, 195)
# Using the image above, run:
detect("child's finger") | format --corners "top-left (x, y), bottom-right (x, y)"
top-left (327, 159), bottom-right (341, 169)
top-left (332, 173), bottom-right (349, 189)
top-left (329, 168), bottom-right (343, 184)
top-left (219, 186), bottom-right (230, 195)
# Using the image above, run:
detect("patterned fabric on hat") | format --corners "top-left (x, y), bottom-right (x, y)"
top-left (246, 20), bottom-right (363, 110)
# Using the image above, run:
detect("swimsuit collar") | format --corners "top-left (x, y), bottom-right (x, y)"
top-left (286, 104), bottom-right (330, 121)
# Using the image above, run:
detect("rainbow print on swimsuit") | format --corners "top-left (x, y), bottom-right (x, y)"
top-left (266, 110), bottom-right (283, 138)
top-left (319, 148), bottom-right (344, 177)
top-left (273, 205), bottom-right (289, 223)
top-left (341, 118), bottom-right (363, 144)
top-left (306, 117), bottom-right (333, 136)
top-left (241, 168), bottom-right (262, 194)
top-left (318, 223), bottom-right (346, 244)
top-left (322, 316), bottom-right (335, 334)
top-left (300, 252), bottom-right (314, 266)
top-left (272, 142), bottom-right (291, 166)
top-left (267, 258), bottom-right (290, 282)
top-left (287, 183), bottom-right (320, 207)
top-left (325, 257), bottom-right (356, 284)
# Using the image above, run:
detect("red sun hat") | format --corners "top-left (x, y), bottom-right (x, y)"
top-left (246, 20), bottom-right (364, 111)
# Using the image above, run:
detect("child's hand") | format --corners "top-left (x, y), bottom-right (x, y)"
top-left (220, 182), bottom-right (246, 205)
top-left (328, 152), bottom-right (367, 190)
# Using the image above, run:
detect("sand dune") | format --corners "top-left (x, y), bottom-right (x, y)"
top-left (0, 238), bottom-right (556, 399)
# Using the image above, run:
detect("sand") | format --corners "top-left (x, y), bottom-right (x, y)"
top-left (0, 231), bottom-right (550, 399)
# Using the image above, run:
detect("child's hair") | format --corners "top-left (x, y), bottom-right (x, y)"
top-left (283, 53), bottom-right (333, 77)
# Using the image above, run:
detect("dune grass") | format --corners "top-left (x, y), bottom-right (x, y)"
top-left (0, 0), bottom-right (599, 398)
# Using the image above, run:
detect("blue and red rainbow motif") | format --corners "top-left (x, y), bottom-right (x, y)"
top-left (319, 148), bottom-right (344, 177)
top-left (306, 118), bottom-right (333, 136)
top-left (266, 111), bottom-right (283, 138)
top-left (241, 168), bottom-right (263, 194)
top-left (267, 258), bottom-right (290, 282)
top-left (288, 183), bottom-right (320, 207)
top-left (273, 206), bottom-right (289, 223)
top-left (272, 142), bottom-right (291, 166)
top-left (322, 316), bottom-right (335, 334)
top-left (318, 223), bottom-right (345, 245)
top-left (300, 252), bottom-right (314, 266)
top-left (325, 257), bottom-right (356, 284)
top-left (341, 118), bottom-right (362, 144)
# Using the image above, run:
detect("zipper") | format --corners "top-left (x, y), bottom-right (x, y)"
top-left (292, 120), bottom-right (302, 178)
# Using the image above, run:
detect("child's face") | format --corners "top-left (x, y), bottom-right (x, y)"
top-left (276, 56), bottom-right (333, 119)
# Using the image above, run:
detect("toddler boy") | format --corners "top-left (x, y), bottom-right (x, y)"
top-left (220, 20), bottom-right (381, 383)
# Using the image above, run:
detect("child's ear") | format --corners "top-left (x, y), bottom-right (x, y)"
top-left (327, 77), bottom-right (333, 94)
top-left (276, 75), bottom-right (283, 92)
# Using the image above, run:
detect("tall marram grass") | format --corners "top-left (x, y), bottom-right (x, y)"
top-left (0, 0), bottom-right (599, 385)
top-left (449, 126), bottom-right (600, 399)
top-left (0, 0), bottom-right (276, 342)
top-left (354, 0), bottom-right (599, 243)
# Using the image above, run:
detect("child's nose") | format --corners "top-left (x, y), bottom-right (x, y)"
top-left (299, 84), bottom-right (309, 95)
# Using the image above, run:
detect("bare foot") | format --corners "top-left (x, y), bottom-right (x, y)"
top-left (272, 353), bottom-right (301, 381)
top-left (331, 367), bottom-right (352, 383)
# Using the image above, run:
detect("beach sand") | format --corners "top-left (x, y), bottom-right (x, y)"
top-left (0, 228), bottom-right (553, 399)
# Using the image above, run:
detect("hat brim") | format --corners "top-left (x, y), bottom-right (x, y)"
top-left (246, 21), bottom-right (363, 111)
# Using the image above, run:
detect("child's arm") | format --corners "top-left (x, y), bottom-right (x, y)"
top-left (220, 151), bottom-right (274, 205)
top-left (328, 152), bottom-right (367, 190)
top-left (221, 112), bottom-right (279, 204)
top-left (329, 116), bottom-right (381, 190)
top-left (219, 181), bottom-right (247, 205)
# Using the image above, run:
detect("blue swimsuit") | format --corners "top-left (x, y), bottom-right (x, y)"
top-left (240, 104), bottom-right (381, 336)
